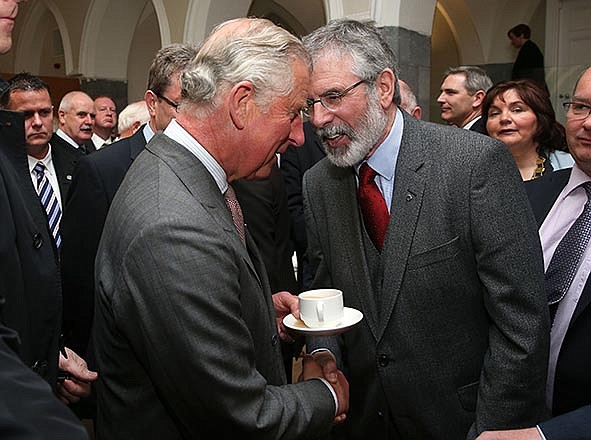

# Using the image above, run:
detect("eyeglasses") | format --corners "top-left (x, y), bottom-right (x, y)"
top-left (303, 79), bottom-right (367, 118)
top-left (563, 101), bottom-right (591, 120)
top-left (156, 92), bottom-right (179, 110)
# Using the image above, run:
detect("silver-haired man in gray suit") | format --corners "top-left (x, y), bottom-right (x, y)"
top-left (94, 18), bottom-right (348, 439)
top-left (302, 20), bottom-right (549, 439)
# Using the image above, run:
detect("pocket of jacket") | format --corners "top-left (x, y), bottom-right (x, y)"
top-left (407, 236), bottom-right (460, 270)
top-left (457, 380), bottom-right (479, 412)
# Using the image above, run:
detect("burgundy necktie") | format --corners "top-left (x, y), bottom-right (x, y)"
top-left (358, 162), bottom-right (390, 252)
top-left (224, 185), bottom-right (246, 246)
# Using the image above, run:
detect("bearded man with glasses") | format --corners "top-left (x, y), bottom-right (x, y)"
top-left (302, 19), bottom-right (549, 440)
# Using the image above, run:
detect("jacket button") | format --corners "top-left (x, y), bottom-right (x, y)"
top-left (271, 334), bottom-right (279, 346)
top-left (32, 233), bottom-right (43, 249)
top-left (377, 410), bottom-right (384, 418)
top-left (378, 354), bottom-right (390, 367)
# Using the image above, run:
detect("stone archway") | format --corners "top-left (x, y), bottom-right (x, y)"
top-left (14, 0), bottom-right (73, 76)
top-left (80, 0), bottom-right (162, 80)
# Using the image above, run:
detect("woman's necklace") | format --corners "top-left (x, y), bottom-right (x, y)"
top-left (531, 155), bottom-right (546, 179)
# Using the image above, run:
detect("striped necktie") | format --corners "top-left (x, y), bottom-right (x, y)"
top-left (33, 162), bottom-right (62, 249)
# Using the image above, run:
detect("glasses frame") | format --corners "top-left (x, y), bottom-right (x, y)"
top-left (304, 79), bottom-right (367, 118)
top-left (155, 92), bottom-right (179, 110)
top-left (563, 101), bottom-right (591, 120)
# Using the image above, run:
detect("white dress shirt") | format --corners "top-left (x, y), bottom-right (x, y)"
top-left (91, 132), bottom-right (111, 150)
top-left (354, 107), bottom-right (404, 212)
top-left (27, 144), bottom-right (62, 209)
top-left (55, 128), bottom-right (82, 149)
top-left (539, 164), bottom-right (591, 409)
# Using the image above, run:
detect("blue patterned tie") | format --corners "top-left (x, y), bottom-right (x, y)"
top-left (545, 182), bottom-right (591, 306)
top-left (33, 162), bottom-right (62, 249)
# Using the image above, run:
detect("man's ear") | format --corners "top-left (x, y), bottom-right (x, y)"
top-left (58, 109), bottom-right (66, 125)
top-left (376, 68), bottom-right (396, 108)
top-left (472, 90), bottom-right (486, 109)
top-left (229, 81), bottom-right (255, 130)
top-left (144, 90), bottom-right (158, 118)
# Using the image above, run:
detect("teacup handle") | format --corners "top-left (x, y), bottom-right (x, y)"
top-left (317, 302), bottom-right (324, 323)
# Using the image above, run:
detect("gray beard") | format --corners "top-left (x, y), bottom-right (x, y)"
top-left (317, 96), bottom-right (389, 168)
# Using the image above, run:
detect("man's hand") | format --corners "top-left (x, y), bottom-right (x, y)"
top-left (476, 428), bottom-right (541, 440)
top-left (272, 291), bottom-right (299, 341)
top-left (301, 354), bottom-right (349, 424)
top-left (56, 347), bottom-right (98, 405)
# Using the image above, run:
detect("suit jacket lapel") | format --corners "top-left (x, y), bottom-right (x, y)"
top-left (146, 134), bottom-right (263, 289)
top-left (377, 113), bottom-right (426, 341)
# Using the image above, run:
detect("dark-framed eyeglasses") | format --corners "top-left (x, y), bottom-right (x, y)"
top-left (156, 93), bottom-right (179, 110)
top-left (303, 79), bottom-right (367, 118)
top-left (563, 101), bottom-right (591, 120)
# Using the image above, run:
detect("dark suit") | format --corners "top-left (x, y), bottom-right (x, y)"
top-left (304, 112), bottom-right (550, 439)
top-left (280, 122), bottom-right (326, 289)
top-left (468, 116), bottom-right (487, 135)
top-left (234, 163), bottom-right (298, 294)
top-left (61, 127), bottom-right (147, 354)
top-left (525, 168), bottom-right (591, 439)
top-left (0, 110), bottom-right (62, 387)
top-left (0, 322), bottom-right (88, 439)
top-left (512, 39), bottom-right (546, 88)
top-left (94, 132), bottom-right (336, 439)
top-left (51, 135), bottom-right (84, 201)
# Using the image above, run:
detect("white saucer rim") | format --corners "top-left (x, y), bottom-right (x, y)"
top-left (283, 307), bottom-right (363, 334)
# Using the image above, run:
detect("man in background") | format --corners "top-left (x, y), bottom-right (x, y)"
top-left (0, 0), bottom-right (92, 436)
top-left (399, 79), bottom-right (422, 119)
top-left (437, 65), bottom-right (492, 133)
top-left (61, 43), bottom-right (198, 356)
top-left (116, 100), bottom-right (149, 140)
top-left (52, 90), bottom-right (96, 153)
top-left (508, 23), bottom-right (546, 88)
top-left (91, 95), bottom-right (117, 149)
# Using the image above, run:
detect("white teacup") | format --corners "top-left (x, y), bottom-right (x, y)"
top-left (298, 289), bottom-right (344, 328)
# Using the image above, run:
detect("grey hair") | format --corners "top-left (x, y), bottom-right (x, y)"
top-left (303, 19), bottom-right (400, 105)
top-left (180, 18), bottom-right (310, 114)
top-left (148, 43), bottom-right (199, 96)
top-left (398, 80), bottom-right (417, 111)
top-left (444, 66), bottom-right (493, 95)
top-left (117, 101), bottom-right (150, 134)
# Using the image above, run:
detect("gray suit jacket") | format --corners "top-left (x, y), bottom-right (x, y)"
top-left (94, 133), bottom-right (335, 439)
top-left (303, 112), bottom-right (550, 439)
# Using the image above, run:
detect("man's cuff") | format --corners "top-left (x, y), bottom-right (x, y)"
top-left (536, 425), bottom-right (547, 440)
top-left (311, 377), bottom-right (338, 416)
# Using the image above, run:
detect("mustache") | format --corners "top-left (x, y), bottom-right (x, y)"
top-left (316, 123), bottom-right (355, 141)
top-left (80, 125), bottom-right (93, 130)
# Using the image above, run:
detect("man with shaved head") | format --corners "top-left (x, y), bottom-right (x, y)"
top-left (52, 90), bottom-right (96, 154)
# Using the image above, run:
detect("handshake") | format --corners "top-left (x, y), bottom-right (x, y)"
top-left (273, 291), bottom-right (350, 424)
top-left (301, 350), bottom-right (350, 424)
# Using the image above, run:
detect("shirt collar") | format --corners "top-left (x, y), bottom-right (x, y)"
top-left (163, 119), bottom-right (228, 193)
top-left (56, 128), bottom-right (81, 149)
top-left (27, 144), bottom-right (53, 175)
top-left (463, 115), bottom-right (481, 130)
top-left (356, 107), bottom-right (403, 180)
top-left (143, 123), bottom-right (155, 143)
top-left (561, 163), bottom-right (591, 200)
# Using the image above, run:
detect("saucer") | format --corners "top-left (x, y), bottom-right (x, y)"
top-left (283, 307), bottom-right (363, 337)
